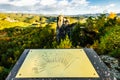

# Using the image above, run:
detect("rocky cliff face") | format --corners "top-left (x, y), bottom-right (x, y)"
top-left (56, 15), bottom-right (74, 42)
top-left (57, 15), bottom-right (64, 29)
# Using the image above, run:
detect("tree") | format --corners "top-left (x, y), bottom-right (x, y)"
top-left (116, 17), bottom-right (120, 26)
top-left (71, 23), bottom-right (88, 47)
top-left (108, 12), bottom-right (117, 19)
top-left (98, 26), bottom-right (120, 58)
top-left (57, 35), bottom-right (72, 48)
top-left (105, 12), bottom-right (117, 26)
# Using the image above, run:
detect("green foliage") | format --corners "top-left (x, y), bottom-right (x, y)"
top-left (0, 66), bottom-right (9, 80)
top-left (87, 14), bottom-right (107, 36)
top-left (98, 26), bottom-right (120, 57)
top-left (116, 17), bottom-right (120, 26)
top-left (0, 66), bottom-right (4, 73)
top-left (96, 14), bottom-right (107, 33)
top-left (71, 23), bottom-right (83, 46)
top-left (24, 15), bottom-right (41, 23)
top-left (85, 16), bottom-right (95, 31)
top-left (0, 13), bottom-right (120, 80)
top-left (57, 35), bottom-right (72, 48)
top-left (0, 20), bottom-right (30, 30)
top-left (90, 40), bottom-right (99, 50)
top-left (71, 22), bottom-right (94, 47)
top-left (0, 13), bottom-right (7, 19)
top-left (105, 18), bottom-right (117, 26)
top-left (66, 17), bottom-right (78, 24)
top-left (109, 49), bottom-right (120, 58)
top-left (47, 22), bottom-right (57, 30)
top-left (0, 26), bottom-right (55, 79)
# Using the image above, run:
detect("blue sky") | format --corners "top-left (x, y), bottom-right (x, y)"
top-left (0, 0), bottom-right (120, 15)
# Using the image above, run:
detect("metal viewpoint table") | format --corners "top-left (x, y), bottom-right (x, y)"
top-left (6, 48), bottom-right (115, 80)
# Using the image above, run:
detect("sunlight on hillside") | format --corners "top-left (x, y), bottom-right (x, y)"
top-left (67, 17), bottom-right (78, 24)
top-left (48, 22), bottom-right (57, 29)
top-left (0, 20), bottom-right (30, 30)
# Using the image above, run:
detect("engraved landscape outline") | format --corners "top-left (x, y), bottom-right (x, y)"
top-left (16, 49), bottom-right (99, 78)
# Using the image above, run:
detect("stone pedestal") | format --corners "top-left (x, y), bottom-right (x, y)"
top-left (6, 48), bottom-right (115, 80)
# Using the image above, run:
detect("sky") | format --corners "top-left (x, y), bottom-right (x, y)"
top-left (0, 0), bottom-right (120, 15)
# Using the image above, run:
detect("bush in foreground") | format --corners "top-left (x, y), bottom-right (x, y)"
top-left (98, 26), bottom-right (120, 58)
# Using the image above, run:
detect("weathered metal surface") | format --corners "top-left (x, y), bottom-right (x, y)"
top-left (6, 48), bottom-right (115, 80)
top-left (16, 49), bottom-right (99, 78)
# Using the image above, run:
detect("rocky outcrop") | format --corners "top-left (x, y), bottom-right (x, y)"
top-left (56, 15), bottom-right (75, 42)
top-left (100, 55), bottom-right (120, 80)
top-left (57, 15), bottom-right (64, 29)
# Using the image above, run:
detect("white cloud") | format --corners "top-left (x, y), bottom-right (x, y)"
top-left (109, 4), bottom-right (115, 7)
top-left (71, 0), bottom-right (89, 6)
top-left (58, 0), bottom-right (69, 6)
top-left (0, 0), bottom-right (90, 14)
top-left (104, 3), bottom-right (116, 13)
top-left (40, 0), bottom-right (57, 6)
top-left (105, 3), bottom-right (115, 9)
top-left (89, 6), bottom-right (99, 10)
top-left (10, 0), bottom-right (39, 6)
top-left (88, 5), bottom-right (103, 13)
top-left (87, 3), bottom-right (117, 14)
top-left (0, 0), bottom-right (9, 4)
top-left (0, 0), bottom-right (119, 15)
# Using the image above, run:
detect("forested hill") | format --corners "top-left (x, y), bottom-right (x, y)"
top-left (0, 12), bottom-right (120, 80)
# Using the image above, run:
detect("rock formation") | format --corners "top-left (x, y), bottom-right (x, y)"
top-left (56, 15), bottom-right (72, 42)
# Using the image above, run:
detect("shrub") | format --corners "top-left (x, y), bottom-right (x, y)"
top-left (0, 66), bottom-right (9, 80)
top-left (110, 49), bottom-right (120, 58)
top-left (57, 35), bottom-right (72, 48)
top-left (98, 26), bottom-right (120, 57)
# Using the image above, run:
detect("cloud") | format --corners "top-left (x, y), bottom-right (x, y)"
top-left (40, 0), bottom-right (57, 6)
top-left (0, 4), bottom-right (15, 10)
top-left (0, 0), bottom-right (119, 15)
top-left (0, 0), bottom-right (90, 14)
top-left (104, 4), bottom-right (116, 13)
top-left (89, 6), bottom-right (99, 10)
top-left (87, 3), bottom-right (118, 14)
top-left (105, 4), bottom-right (115, 9)
top-left (0, 0), bottom-right (10, 5)
top-left (58, 0), bottom-right (69, 6)
top-left (10, 0), bottom-right (39, 6)
top-left (0, 4), bottom-right (30, 13)
top-left (71, 0), bottom-right (89, 6)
